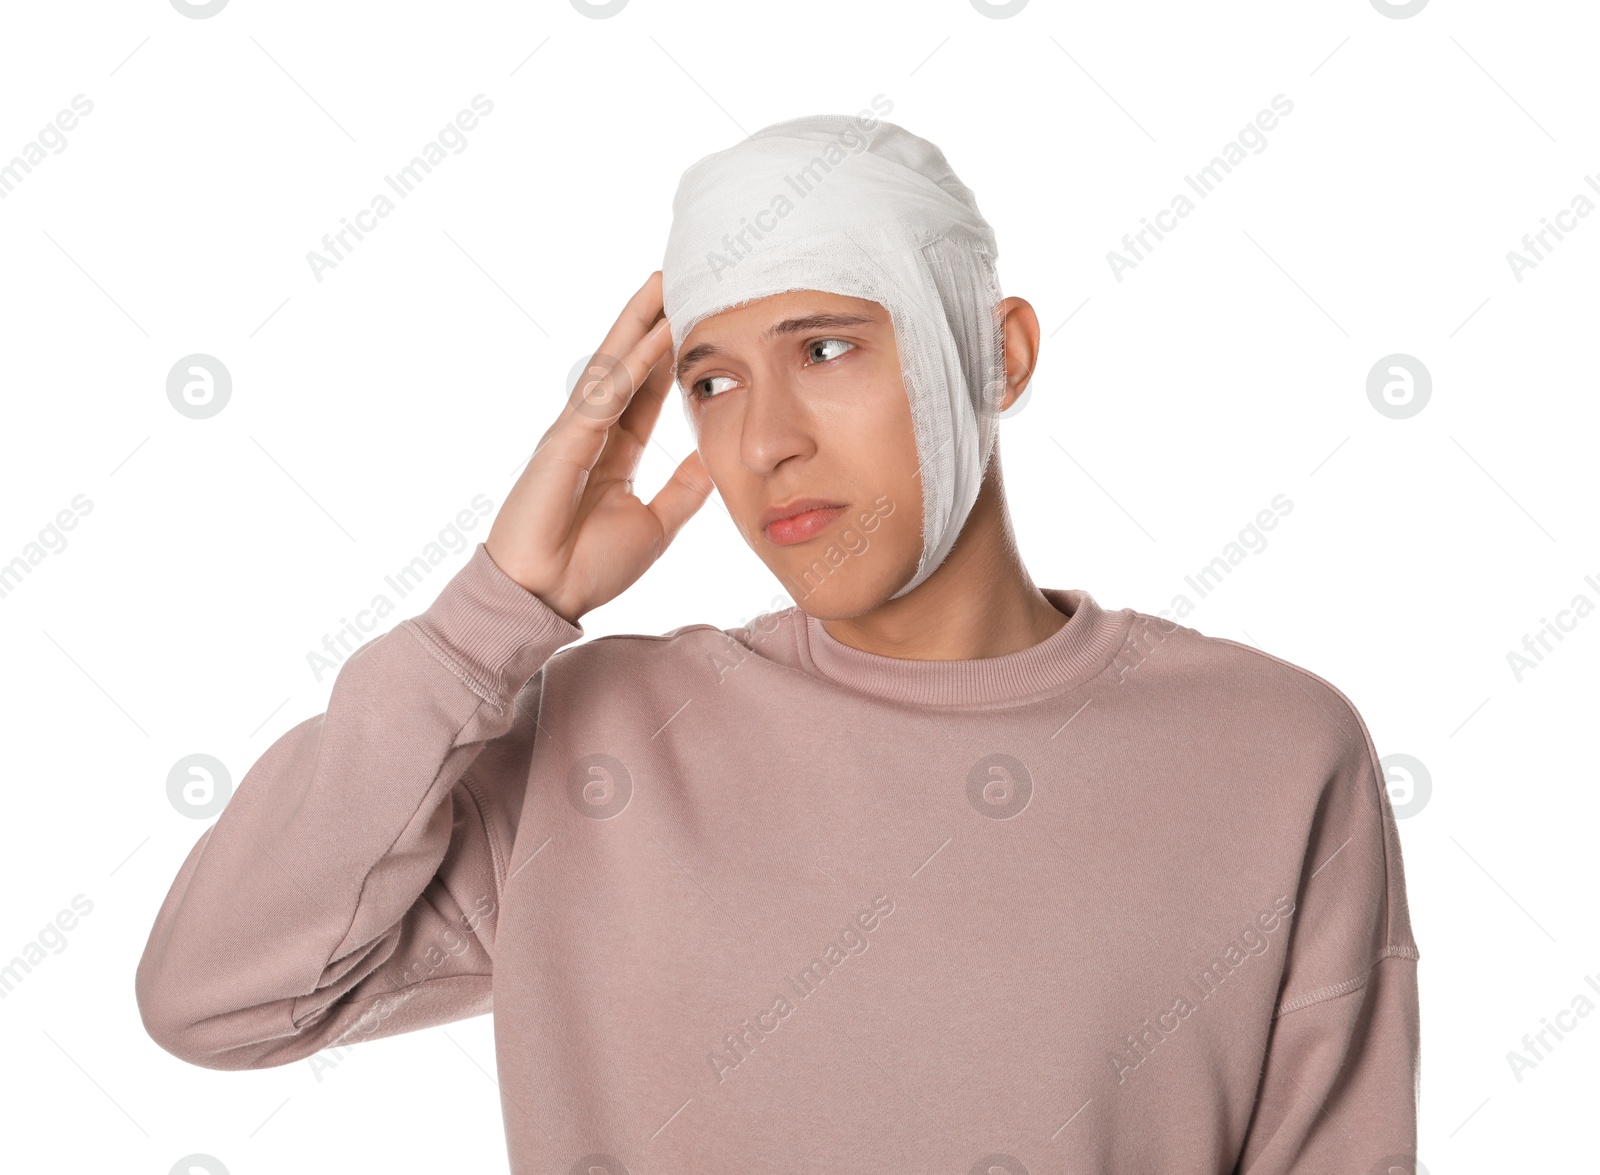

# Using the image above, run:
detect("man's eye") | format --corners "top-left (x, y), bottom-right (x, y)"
top-left (693, 374), bottom-right (738, 400)
top-left (807, 338), bottom-right (854, 364)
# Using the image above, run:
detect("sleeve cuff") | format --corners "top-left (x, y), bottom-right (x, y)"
top-left (400, 542), bottom-right (584, 705)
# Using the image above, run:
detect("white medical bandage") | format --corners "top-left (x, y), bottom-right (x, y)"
top-left (661, 114), bottom-right (1006, 601)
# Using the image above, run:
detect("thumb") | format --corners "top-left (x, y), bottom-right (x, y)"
top-left (646, 449), bottom-right (714, 546)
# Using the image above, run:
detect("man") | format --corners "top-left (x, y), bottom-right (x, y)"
top-left (137, 114), bottom-right (1421, 1175)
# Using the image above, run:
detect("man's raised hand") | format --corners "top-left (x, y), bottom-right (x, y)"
top-left (484, 270), bottom-right (712, 624)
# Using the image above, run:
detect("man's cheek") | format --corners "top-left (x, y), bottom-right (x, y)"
top-left (838, 523), bottom-right (868, 557)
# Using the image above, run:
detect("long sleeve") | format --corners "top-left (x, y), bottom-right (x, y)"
top-left (135, 542), bottom-right (583, 1070)
top-left (1235, 702), bottom-right (1423, 1175)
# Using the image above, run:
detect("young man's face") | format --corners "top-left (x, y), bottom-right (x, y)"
top-left (674, 288), bottom-right (925, 616)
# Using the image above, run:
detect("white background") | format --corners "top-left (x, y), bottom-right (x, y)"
top-left (0, 0), bottom-right (1593, 1171)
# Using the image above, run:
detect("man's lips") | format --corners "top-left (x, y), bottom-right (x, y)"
top-left (764, 505), bottom-right (847, 547)
top-left (757, 497), bottom-right (848, 532)
top-left (758, 498), bottom-right (849, 547)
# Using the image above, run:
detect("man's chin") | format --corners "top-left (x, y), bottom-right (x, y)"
top-left (767, 554), bottom-right (917, 622)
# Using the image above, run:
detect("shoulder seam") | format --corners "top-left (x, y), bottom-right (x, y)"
top-left (1204, 634), bottom-right (1400, 952)
top-left (1202, 635), bottom-right (1363, 753)
top-left (1272, 945), bottom-right (1419, 1019)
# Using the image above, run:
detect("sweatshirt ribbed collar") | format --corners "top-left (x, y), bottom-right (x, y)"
top-left (793, 588), bottom-right (1131, 709)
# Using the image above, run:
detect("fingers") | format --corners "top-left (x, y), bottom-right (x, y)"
top-left (577, 317), bottom-right (672, 432)
top-left (590, 270), bottom-right (665, 377)
top-left (556, 269), bottom-right (667, 435)
top-left (519, 273), bottom-right (673, 527)
top-left (598, 317), bottom-right (681, 482)
top-left (560, 313), bottom-right (665, 432)
top-left (645, 449), bottom-right (714, 548)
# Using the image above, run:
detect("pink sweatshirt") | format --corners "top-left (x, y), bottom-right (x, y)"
top-left (136, 542), bottom-right (1421, 1174)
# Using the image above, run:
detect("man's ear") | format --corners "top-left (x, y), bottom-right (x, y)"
top-left (997, 296), bottom-right (1040, 411)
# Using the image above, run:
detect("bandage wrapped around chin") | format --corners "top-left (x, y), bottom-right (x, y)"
top-left (661, 113), bottom-right (1006, 601)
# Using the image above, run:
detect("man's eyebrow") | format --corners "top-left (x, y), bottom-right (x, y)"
top-left (674, 312), bottom-right (878, 385)
top-left (759, 311), bottom-right (876, 343)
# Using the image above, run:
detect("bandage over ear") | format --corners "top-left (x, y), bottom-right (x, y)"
top-left (661, 114), bottom-right (1006, 600)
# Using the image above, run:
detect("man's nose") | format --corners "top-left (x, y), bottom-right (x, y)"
top-left (738, 371), bottom-right (815, 475)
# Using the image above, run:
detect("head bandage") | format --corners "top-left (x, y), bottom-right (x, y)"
top-left (661, 113), bottom-right (1006, 601)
